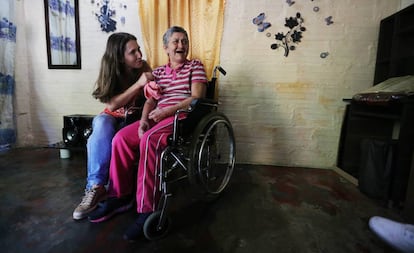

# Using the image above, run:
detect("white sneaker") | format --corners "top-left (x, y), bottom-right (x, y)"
top-left (369, 216), bottom-right (414, 253)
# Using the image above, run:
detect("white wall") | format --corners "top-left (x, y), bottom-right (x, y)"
top-left (218, 0), bottom-right (401, 168)
top-left (14, 0), bottom-right (145, 146)
top-left (13, 0), bottom-right (409, 169)
top-left (401, 0), bottom-right (414, 8)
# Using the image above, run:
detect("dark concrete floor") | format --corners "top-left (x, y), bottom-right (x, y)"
top-left (0, 147), bottom-right (403, 253)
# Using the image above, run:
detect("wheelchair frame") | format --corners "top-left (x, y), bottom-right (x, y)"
top-left (142, 66), bottom-right (236, 240)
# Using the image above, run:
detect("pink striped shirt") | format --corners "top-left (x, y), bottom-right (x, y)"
top-left (152, 59), bottom-right (207, 109)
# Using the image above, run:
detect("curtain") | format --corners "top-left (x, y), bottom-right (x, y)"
top-left (0, 0), bottom-right (16, 150)
top-left (138, 0), bottom-right (225, 80)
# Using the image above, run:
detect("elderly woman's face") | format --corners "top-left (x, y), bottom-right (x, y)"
top-left (164, 32), bottom-right (189, 64)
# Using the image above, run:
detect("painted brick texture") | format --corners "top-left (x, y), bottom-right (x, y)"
top-left (13, 0), bottom-right (405, 169)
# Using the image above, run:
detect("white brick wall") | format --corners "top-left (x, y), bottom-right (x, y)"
top-left (13, 0), bottom-right (408, 169)
top-left (218, 0), bottom-right (402, 168)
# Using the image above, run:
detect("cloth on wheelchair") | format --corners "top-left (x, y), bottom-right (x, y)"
top-left (144, 81), bottom-right (162, 100)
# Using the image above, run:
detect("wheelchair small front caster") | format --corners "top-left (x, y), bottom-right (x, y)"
top-left (143, 210), bottom-right (172, 240)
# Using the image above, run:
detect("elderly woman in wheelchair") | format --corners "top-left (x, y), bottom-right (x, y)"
top-left (88, 26), bottom-right (235, 241)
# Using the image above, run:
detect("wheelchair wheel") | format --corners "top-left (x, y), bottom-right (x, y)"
top-left (189, 112), bottom-right (236, 195)
top-left (143, 211), bottom-right (171, 240)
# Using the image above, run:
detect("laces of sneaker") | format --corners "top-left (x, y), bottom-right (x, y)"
top-left (79, 189), bottom-right (97, 206)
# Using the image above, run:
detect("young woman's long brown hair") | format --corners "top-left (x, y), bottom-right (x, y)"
top-left (92, 32), bottom-right (150, 103)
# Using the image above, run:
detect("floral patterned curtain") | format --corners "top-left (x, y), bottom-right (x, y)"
top-left (0, 0), bottom-right (17, 150)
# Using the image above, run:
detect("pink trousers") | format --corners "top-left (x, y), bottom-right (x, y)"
top-left (107, 116), bottom-right (175, 213)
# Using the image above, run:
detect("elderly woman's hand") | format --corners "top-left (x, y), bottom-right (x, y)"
top-left (138, 120), bottom-right (150, 138)
top-left (148, 108), bottom-right (170, 123)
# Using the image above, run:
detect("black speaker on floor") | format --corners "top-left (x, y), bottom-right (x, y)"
top-left (62, 114), bottom-right (95, 148)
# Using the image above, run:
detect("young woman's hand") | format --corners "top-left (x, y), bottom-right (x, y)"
top-left (135, 72), bottom-right (154, 89)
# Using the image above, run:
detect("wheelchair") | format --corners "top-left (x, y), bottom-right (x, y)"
top-left (142, 66), bottom-right (236, 240)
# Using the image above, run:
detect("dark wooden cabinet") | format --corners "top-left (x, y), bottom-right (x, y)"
top-left (337, 99), bottom-right (414, 205)
top-left (374, 4), bottom-right (414, 84)
top-left (337, 4), bottom-right (414, 213)
top-left (404, 154), bottom-right (414, 223)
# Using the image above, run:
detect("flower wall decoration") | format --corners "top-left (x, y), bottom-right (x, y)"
top-left (271, 12), bottom-right (306, 57)
top-left (252, 1), bottom-right (334, 58)
top-left (91, 0), bottom-right (128, 33)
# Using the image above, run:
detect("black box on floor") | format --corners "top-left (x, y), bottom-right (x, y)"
top-left (62, 114), bottom-right (95, 148)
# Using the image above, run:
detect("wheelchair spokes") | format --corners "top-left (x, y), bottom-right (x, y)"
top-left (190, 112), bottom-right (236, 194)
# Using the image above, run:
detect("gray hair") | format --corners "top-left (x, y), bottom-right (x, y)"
top-left (162, 26), bottom-right (189, 47)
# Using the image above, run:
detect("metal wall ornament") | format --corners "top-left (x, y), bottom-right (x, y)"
top-left (91, 0), bottom-right (128, 33)
top-left (93, 0), bottom-right (116, 32)
top-left (325, 16), bottom-right (334, 25)
top-left (253, 1), bottom-right (334, 58)
top-left (320, 52), bottom-right (329, 58)
top-left (286, 0), bottom-right (295, 7)
top-left (270, 12), bottom-right (306, 57)
top-left (252, 12), bottom-right (272, 32)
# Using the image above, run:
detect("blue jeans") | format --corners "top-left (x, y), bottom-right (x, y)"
top-left (86, 113), bottom-right (124, 190)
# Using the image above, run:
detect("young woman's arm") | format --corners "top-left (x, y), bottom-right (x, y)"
top-left (148, 81), bottom-right (206, 123)
top-left (106, 72), bottom-right (154, 111)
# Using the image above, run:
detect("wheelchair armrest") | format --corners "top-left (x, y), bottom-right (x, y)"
top-left (171, 107), bottom-right (191, 145)
top-left (170, 98), bottom-right (218, 145)
top-left (188, 98), bottom-right (218, 111)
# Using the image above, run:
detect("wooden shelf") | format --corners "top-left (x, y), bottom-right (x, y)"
top-left (337, 100), bottom-right (414, 209)
top-left (374, 4), bottom-right (414, 85)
